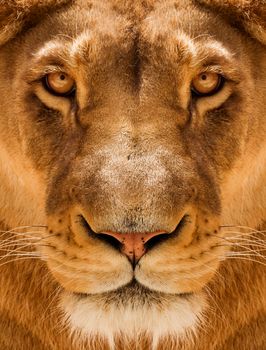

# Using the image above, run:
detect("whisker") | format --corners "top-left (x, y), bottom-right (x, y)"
top-left (40, 285), bottom-right (63, 325)
top-left (219, 256), bottom-right (266, 267)
top-left (219, 231), bottom-right (266, 239)
top-left (0, 238), bottom-right (54, 261)
top-left (221, 237), bottom-right (266, 247)
top-left (0, 233), bottom-right (45, 242)
top-left (203, 285), bottom-right (228, 325)
top-left (0, 244), bottom-right (52, 253)
top-left (0, 234), bottom-right (46, 246)
top-left (0, 231), bottom-right (43, 236)
top-left (225, 251), bottom-right (266, 259)
top-left (0, 233), bottom-right (60, 247)
top-left (0, 252), bottom-right (42, 258)
top-left (0, 225), bottom-right (47, 234)
top-left (220, 225), bottom-right (266, 234)
top-left (0, 256), bottom-right (47, 269)
top-left (212, 233), bottom-right (266, 245)
top-left (210, 233), bottom-right (266, 247)
top-left (218, 233), bottom-right (265, 240)
top-left (0, 238), bottom-right (40, 248)
top-left (221, 244), bottom-right (266, 252)
top-left (206, 247), bottom-right (266, 262)
top-left (220, 241), bottom-right (266, 250)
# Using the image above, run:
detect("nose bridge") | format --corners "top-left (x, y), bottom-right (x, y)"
top-left (96, 140), bottom-right (172, 220)
top-left (97, 135), bottom-right (170, 189)
top-left (82, 142), bottom-right (187, 233)
top-left (73, 107), bottom-right (193, 234)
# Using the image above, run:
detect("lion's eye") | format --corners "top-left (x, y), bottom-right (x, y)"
top-left (191, 72), bottom-right (223, 96)
top-left (44, 72), bottom-right (75, 96)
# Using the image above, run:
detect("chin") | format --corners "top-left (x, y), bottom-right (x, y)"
top-left (59, 281), bottom-right (205, 349)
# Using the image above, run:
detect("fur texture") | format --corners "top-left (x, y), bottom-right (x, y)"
top-left (0, 0), bottom-right (70, 45)
top-left (0, 0), bottom-right (265, 349)
top-left (198, 0), bottom-right (266, 44)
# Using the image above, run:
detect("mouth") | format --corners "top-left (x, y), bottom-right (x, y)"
top-left (48, 210), bottom-right (216, 297)
top-left (74, 279), bottom-right (194, 300)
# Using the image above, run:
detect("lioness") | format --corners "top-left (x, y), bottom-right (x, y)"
top-left (0, 0), bottom-right (265, 349)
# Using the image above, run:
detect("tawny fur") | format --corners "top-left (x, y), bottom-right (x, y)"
top-left (0, 0), bottom-right (70, 45)
top-left (198, 0), bottom-right (266, 44)
top-left (0, 1), bottom-right (265, 349)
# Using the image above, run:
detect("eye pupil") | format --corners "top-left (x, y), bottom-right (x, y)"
top-left (201, 74), bottom-right (207, 81)
top-left (60, 74), bottom-right (66, 81)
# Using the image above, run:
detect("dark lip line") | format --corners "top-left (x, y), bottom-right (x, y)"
top-left (73, 279), bottom-right (194, 300)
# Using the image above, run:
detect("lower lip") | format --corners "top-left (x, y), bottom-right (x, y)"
top-left (73, 280), bottom-right (194, 299)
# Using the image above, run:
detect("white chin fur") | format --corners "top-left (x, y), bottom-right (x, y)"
top-left (60, 285), bottom-right (205, 350)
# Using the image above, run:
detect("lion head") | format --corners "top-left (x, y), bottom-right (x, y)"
top-left (0, 0), bottom-right (265, 349)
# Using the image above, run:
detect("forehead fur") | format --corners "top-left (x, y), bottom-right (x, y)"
top-left (197, 0), bottom-right (266, 44)
top-left (0, 0), bottom-right (70, 45)
top-left (1, 0), bottom-right (265, 47)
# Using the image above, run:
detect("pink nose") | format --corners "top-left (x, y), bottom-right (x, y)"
top-left (101, 231), bottom-right (167, 263)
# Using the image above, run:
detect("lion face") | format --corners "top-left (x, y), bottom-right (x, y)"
top-left (0, 0), bottom-right (265, 345)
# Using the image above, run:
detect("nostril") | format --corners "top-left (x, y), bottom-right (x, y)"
top-left (144, 232), bottom-right (171, 251)
top-left (78, 215), bottom-right (122, 251)
top-left (78, 215), bottom-right (93, 235)
top-left (144, 214), bottom-right (189, 251)
top-left (98, 233), bottom-right (122, 251)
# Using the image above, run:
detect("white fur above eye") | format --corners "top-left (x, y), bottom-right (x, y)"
top-left (60, 289), bottom-right (205, 350)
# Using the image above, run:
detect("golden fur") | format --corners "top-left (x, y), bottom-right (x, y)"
top-left (0, 0), bottom-right (265, 349)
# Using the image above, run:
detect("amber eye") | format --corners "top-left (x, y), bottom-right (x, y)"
top-left (191, 72), bottom-right (223, 96)
top-left (44, 72), bottom-right (75, 96)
